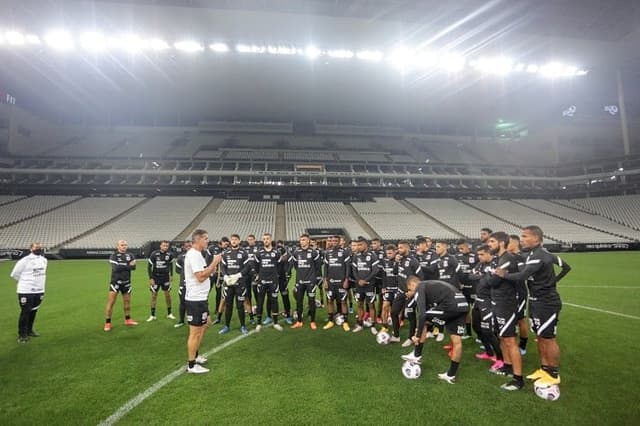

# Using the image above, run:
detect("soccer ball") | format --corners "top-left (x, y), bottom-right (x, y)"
top-left (401, 361), bottom-right (421, 379)
top-left (334, 315), bottom-right (344, 326)
top-left (534, 382), bottom-right (560, 401)
top-left (376, 331), bottom-right (390, 345)
top-left (363, 318), bottom-right (373, 327)
top-left (387, 316), bottom-right (393, 326)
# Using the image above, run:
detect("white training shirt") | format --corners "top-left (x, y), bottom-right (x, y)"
top-left (10, 253), bottom-right (48, 294)
top-left (184, 248), bottom-right (210, 301)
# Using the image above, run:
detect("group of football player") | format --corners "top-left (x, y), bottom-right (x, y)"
top-left (104, 225), bottom-right (571, 388)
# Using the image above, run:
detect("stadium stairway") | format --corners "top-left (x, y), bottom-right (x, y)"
top-left (0, 195), bottom-right (27, 207)
top-left (401, 199), bottom-right (465, 238)
top-left (344, 203), bottom-right (381, 240)
top-left (0, 196), bottom-right (82, 230)
top-left (275, 202), bottom-right (286, 242)
top-left (511, 199), bottom-right (638, 242)
top-left (52, 197), bottom-right (152, 250)
top-left (457, 199), bottom-right (564, 243)
top-left (175, 197), bottom-right (221, 241)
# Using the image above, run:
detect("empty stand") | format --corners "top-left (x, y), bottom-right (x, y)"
top-left (0, 195), bottom-right (81, 228)
top-left (351, 198), bottom-right (458, 240)
top-left (465, 199), bottom-right (630, 243)
top-left (559, 195), bottom-right (640, 231)
top-left (285, 202), bottom-right (371, 240)
top-left (66, 196), bottom-right (212, 248)
top-left (407, 198), bottom-right (520, 238)
top-left (192, 199), bottom-right (276, 240)
top-left (515, 199), bottom-right (640, 241)
top-left (0, 197), bottom-right (143, 249)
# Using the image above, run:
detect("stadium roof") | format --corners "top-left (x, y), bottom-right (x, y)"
top-left (1, 0), bottom-right (639, 126)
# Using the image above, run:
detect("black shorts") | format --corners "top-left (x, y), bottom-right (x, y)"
top-left (294, 281), bottom-right (318, 297)
top-left (355, 285), bottom-right (375, 304)
top-left (326, 283), bottom-right (344, 301)
top-left (110, 282), bottom-right (131, 294)
top-left (150, 277), bottom-right (171, 292)
top-left (473, 303), bottom-right (493, 332)
top-left (492, 301), bottom-right (518, 338)
top-left (529, 300), bottom-right (561, 338)
top-left (382, 288), bottom-right (397, 303)
top-left (515, 281), bottom-right (528, 320)
top-left (185, 300), bottom-right (209, 326)
top-left (423, 309), bottom-right (467, 336)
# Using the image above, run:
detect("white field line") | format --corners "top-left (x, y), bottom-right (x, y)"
top-left (564, 302), bottom-right (640, 320)
top-left (98, 330), bottom-right (256, 426)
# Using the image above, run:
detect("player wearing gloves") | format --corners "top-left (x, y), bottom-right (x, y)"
top-left (219, 234), bottom-right (251, 335)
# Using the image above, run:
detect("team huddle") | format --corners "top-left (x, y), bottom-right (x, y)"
top-left (101, 225), bottom-right (571, 396)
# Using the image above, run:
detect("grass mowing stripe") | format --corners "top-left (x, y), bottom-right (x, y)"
top-left (563, 286), bottom-right (639, 289)
top-left (564, 302), bottom-right (640, 320)
top-left (98, 329), bottom-right (256, 426)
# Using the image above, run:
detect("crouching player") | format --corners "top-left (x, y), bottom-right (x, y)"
top-left (401, 277), bottom-right (469, 384)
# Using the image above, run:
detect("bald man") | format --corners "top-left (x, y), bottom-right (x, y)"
top-left (104, 240), bottom-right (139, 331)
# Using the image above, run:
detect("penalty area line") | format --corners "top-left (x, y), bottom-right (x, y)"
top-left (564, 302), bottom-right (640, 320)
top-left (97, 330), bottom-right (256, 426)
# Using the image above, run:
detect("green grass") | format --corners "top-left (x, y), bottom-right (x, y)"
top-left (1, 253), bottom-right (639, 425)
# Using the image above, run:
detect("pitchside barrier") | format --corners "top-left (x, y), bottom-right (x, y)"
top-left (2, 242), bottom-right (637, 261)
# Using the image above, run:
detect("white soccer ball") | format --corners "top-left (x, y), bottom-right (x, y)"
top-left (534, 382), bottom-right (560, 401)
top-left (401, 361), bottom-right (421, 379)
top-left (387, 316), bottom-right (393, 326)
top-left (363, 318), bottom-right (373, 328)
top-left (376, 331), bottom-right (390, 345)
top-left (334, 315), bottom-right (344, 326)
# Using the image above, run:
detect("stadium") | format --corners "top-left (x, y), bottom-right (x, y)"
top-left (0, 0), bottom-right (639, 424)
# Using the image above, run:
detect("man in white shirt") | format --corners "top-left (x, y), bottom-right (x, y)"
top-left (10, 242), bottom-right (47, 343)
top-left (185, 229), bottom-right (220, 374)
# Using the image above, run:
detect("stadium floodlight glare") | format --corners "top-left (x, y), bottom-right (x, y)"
top-left (327, 49), bottom-right (354, 59)
top-left (526, 64), bottom-right (539, 73)
top-left (44, 30), bottom-right (74, 50)
top-left (539, 62), bottom-right (565, 78)
top-left (576, 69), bottom-right (588, 76)
top-left (210, 42), bottom-right (229, 53)
top-left (149, 38), bottom-right (170, 51)
top-left (387, 48), bottom-right (413, 69)
top-left (513, 63), bottom-right (525, 72)
top-left (356, 50), bottom-right (384, 61)
top-left (80, 32), bottom-right (107, 51)
top-left (5, 31), bottom-right (25, 45)
top-left (236, 44), bottom-right (266, 54)
top-left (267, 45), bottom-right (297, 55)
top-left (439, 53), bottom-right (465, 72)
top-left (174, 40), bottom-right (204, 52)
top-left (305, 45), bottom-right (321, 59)
top-left (108, 34), bottom-right (148, 52)
top-left (25, 34), bottom-right (40, 44)
top-left (474, 56), bottom-right (513, 75)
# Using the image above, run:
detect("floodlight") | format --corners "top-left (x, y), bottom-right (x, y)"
top-left (25, 34), bottom-right (40, 44)
top-left (109, 34), bottom-right (148, 52)
top-left (236, 44), bottom-right (266, 53)
top-left (305, 45), bottom-right (321, 59)
top-left (80, 32), bottom-right (106, 51)
top-left (526, 64), bottom-right (539, 73)
top-left (356, 50), bottom-right (383, 61)
top-left (210, 43), bottom-right (229, 53)
top-left (44, 30), bottom-right (74, 50)
top-left (149, 38), bottom-right (170, 51)
top-left (439, 53), bottom-right (465, 72)
top-left (539, 62), bottom-right (565, 78)
top-left (267, 45), bottom-right (297, 55)
top-left (174, 40), bottom-right (204, 52)
top-left (327, 49), bottom-right (354, 59)
top-left (5, 31), bottom-right (25, 45)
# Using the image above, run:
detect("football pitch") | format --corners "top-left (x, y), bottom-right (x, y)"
top-left (1, 252), bottom-right (639, 425)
